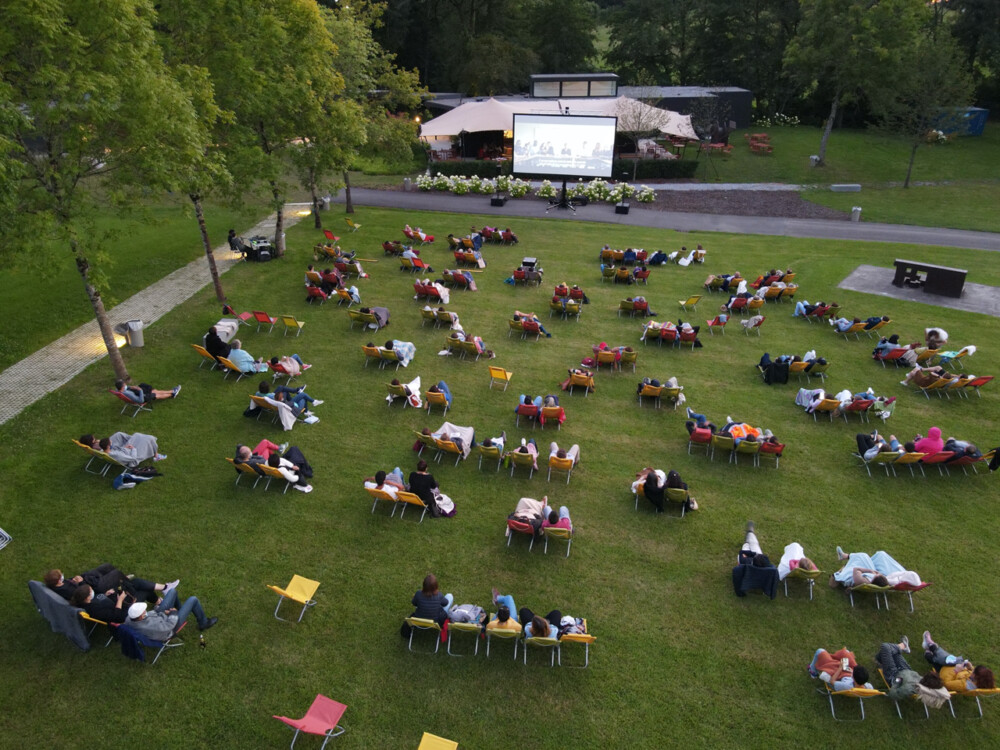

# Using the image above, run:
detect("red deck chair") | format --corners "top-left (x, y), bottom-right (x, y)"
top-left (506, 519), bottom-right (536, 550)
top-left (633, 268), bottom-right (650, 285)
top-left (252, 310), bottom-right (277, 333)
top-left (965, 375), bottom-right (994, 398)
top-left (875, 348), bottom-right (908, 368)
top-left (109, 389), bottom-right (151, 417)
top-left (842, 399), bottom-right (874, 422)
top-left (728, 297), bottom-right (747, 314)
top-left (658, 326), bottom-right (678, 345)
top-left (306, 286), bottom-right (328, 304)
top-left (322, 229), bottom-right (341, 244)
top-left (273, 694), bottom-right (347, 749)
top-left (947, 454), bottom-right (982, 475)
top-left (501, 230), bottom-right (517, 244)
top-left (805, 304), bottom-right (830, 322)
top-left (521, 320), bottom-right (542, 340)
top-left (513, 268), bottom-right (527, 284)
top-left (706, 315), bottom-right (727, 335)
top-left (920, 451), bottom-right (956, 476)
top-left (678, 329), bottom-right (698, 349)
top-left (758, 441), bottom-right (784, 468)
top-left (222, 304), bottom-right (253, 326)
top-left (569, 287), bottom-right (585, 300)
top-left (515, 403), bottom-right (539, 427)
top-left (687, 427), bottom-right (712, 456)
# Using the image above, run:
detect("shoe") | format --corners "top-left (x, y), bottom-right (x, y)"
top-left (521, 438), bottom-right (527, 447)
top-left (294, 484), bottom-right (313, 493)
top-left (686, 407), bottom-right (696, 419)
top-left (828, 318), bottom-right (835, 326)
top-left (173, 385), bottom-right (182, 397)
top-left (302, 363), bottom-right (312, 370)
top-left (491, 587), bottom-right (500, 606)
top-left (500, 431), bottom-right (507, 442)
top-left (899, 380), bottom-right (909, 387)
top-left (163, 579), bottom-right (180, 594)
top-left (311, 399), bottom-right (324, 406)
top-left (923, 630), bottom-right (934, 650)
top-left (901, 635), bottom-right (910, 653)
top-left (807, 665), bottom-right (819, 678)
top-left (836, 545), bottom-right (846, 560)
top-left (278, 442), bottom-right (289, 454)
top-left (687, 499), bottom-right (698, 511)
top-left (726, 415), bottom-right (733, 424)
top-left (746, 520), bottom-right (755, 533)
top-left (154, 453), bottom-right (168, 461)
top-left (297, 385), bottom-right (307, 393)
top-left (198, 616), bottom-right (218, 632)
top-left (546, 333), bottom-right (552, 338)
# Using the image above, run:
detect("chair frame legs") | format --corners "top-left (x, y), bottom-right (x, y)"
top-left (274, 595), bottom-right (316, 623)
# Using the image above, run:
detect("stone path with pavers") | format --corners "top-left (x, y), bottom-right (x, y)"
top-left (0, 210), bottom-right (304, 426)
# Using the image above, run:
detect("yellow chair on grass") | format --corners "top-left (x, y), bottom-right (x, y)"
top-left (477, 443), bottom-right (503, 471)
top-left (280, 315), bottom-right (305, 337)
top-left (191, 343), bottom-right (220, 369)
top-left (404, 617), bottom-right (441, 653)
top-left (547, 454), bottom-right (576, 484)
top-left (523, 635), bottom-right (560, 666)
top-left (267, 574), bottom-right (320, 623)
top-left (419, 733), bottom-right (458, 750)
top-left (425, 389), bottom-right (449, 416)
top-left (560, 622), bottom-right (596, 668)
top-left (366, 485), bottom-right (399, 516)
top-left (542, 525), bottom-right (573, 556)
top-left (345, 217), bottom-right (362, 232)
top-left (678, 295), bottom-right (701, 311)
top-left (397, 490), bottom-right (430, 522)
top-left (783, 567), bottom-right (823, 600)
top-left (811, 398), bottom-right (841, 421)
top-left (820, 681), bottom-right (886, 721)
top-left (488, 366), bottom-right (513, 391)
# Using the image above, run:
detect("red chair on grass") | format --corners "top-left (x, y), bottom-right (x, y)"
top-left (706, 316), bottom-right (727, 335)
top-left (222, 304), bottom-right (253, 326)
top-left (273, 694), bottom-right (348, 749)
top-left (515, 403), bottom-right (539, 428)
top-left (252, 311), bottom-right (278, 333)
top-left (306, 286), bottom-right (329, 305)
top-left (506, 519), bottom-right (536, 551)
top-left (322, 229), bottom-right (341, 244)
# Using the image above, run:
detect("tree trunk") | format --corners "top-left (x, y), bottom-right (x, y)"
top-left (343, 170), bottom-right (354, 214)
top-left (309, 169), bottom-right (323, 229)
top-left (903, 142), bottom-right (919, 189)
top-left (190, 194), bottom-right (225, 301)
top-left (817, 92), bottom-right (840, 166)
top-left (74, 251), bottom-right (129, 380)
top-left (270, 181), bottom-right (285, 257)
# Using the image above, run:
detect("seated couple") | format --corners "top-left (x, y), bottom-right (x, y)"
top-left (792, 300), bottom-right (835, 317)
top-left (704, 272), bottom-right (741, 292)
top-left (78, 432), bottom-right (166, 467)
top-left (635, 376), bottom-right (684, 403)
top-left (829, 548), bottom-right (920, 589)
top-left (631, 468), bottom-right (698, 512)
top-left (732, 521), bottom-right (811, 598)
top-left (256, 382), bottom-right (323, 418)
top-left (125, 586), bottom-right (218, 639)
top-left (490, 589), bottom-right (586, 639)
top-left (512, 310), bottom-right (552, 337)
top-left (422, 422), bottom-right (476, 458)
top-left (517, 393), bottom-right (560, 409)
top-left (873, 334), bottom-right (920, 365)
top-left (684, 409), bottom-right (780, 447)
top-left (507, 495), bottom-right (574, 536)
top-left (559, 368), bottom-right (595, 392)
top-left (45, 564), bottom-right (178, 620)
top-left (922, 632), bottom-right (994, 692)
top-left (370, 460), bottom-right (453, 517)
top-left (114, 379), bottom-right (181, 404)
top-left (380, 339), bottom-right (416, 368)
top-left (235, 440), bottom-right (314, 492)
top-left (759, 352), bottom-right (825, 369)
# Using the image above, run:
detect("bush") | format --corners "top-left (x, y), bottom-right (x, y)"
top-left (431, 160), bottom-right (510, 178)
top-left (612, 159), bottom-right (699, 180)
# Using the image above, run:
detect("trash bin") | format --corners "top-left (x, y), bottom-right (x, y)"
top-left (851, 206), bottom-right (862, 222)
top-left (125, 319), bottom-right (145, 347)
top-left (403, 178), bottom-right (412, 192)
top-left (809, 155), bottom-right (820, 167)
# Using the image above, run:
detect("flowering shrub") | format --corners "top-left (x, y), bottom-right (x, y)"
top-left (925, 129), bottom-right (950, 145)
top-left (608, 182), bottom-right (637, 204)
top-left (496, 175), bottom-right (511, 194)
top-left (508, 178), bottom-right (530, 198)
top-left (751, 112), bottom-right (801, 128)
top-left (583, 178), bottom-right (611, 202)
top-left (451, 177), bottom-right (470, 195)
top-left (432, 173), bottom-right (453, 191)
top-left (416, 174), bottom-right (434, 191)
top-left (535, 180), bottom-right (558, 199)
top-left (635, 185), bottom-right (656, 203)
top-left (474, 177), bottom-right (496, 194)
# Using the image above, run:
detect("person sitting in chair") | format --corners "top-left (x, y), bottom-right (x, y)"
top-left (409, 574), bottom-right (452, 627)
top-left (829, 548), bottom-right (921, 589)
top-left (922, 632), bottom-right (995, 692)
top-left (114, 379), bottom-right (180, 403)
top-left (542, 503), bottom-right (573, 532)
top-left (512, 310), bottom-right (551, 337)
top-left (79, 432), bottom-right (166, 466)
top-left (269, 354), bottom-right (312, 378)
top-left (732, 521), bottom-right (778, 598)
top-left (364, 468), bottom-right (407, 498)
top-left (548, 441), bottom-right (580, 467)
top-left (876, 637), bottom-right (952, 709)
top-left (71, 579), bottom-right (176, 625)
top-left (127, 587), bottom-right (218, 639)
top-left (204, 326), bottom-right (231, 360)
top-left (255, 381), bottom-right (322, 419)
top-left (227, 339), bottom-right (269, 374)
top-left (45, 564), bottom-right (175, 605)
top-left (808, 647), bottom-right (873, 691)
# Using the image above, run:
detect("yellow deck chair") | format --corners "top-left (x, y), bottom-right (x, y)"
top-left (807, 362), bottom-right (830, 381)
top-left (618, 299), bottom-right (636, 317)
top-left (559, 621), bottom-right (596, 668)
top-left (678, 295), bottom-right (701, 311)
top-left (865, 319), bottom-right (891, 338)
top-left (397, 490), bottom-right (430, 522)
top-left (217, 356), bottom-right (247, 381)
top-left (841, 321), bottom-right (866, 340)
top-left (563, 300), bottom-right (582, 320)
top-left (547, 454), bottom-right (575, 484)
top-left (366, 485), bottom-right (399, 516)
top-left (478, 443), bottom-right (503, 471)
top-left (446, 620), bottom-right (483, 657)
top-left (457, 339), bottom-right (480, 360)
top-left (79, 611), bottom-right (115, 647)
top-left (601, 265), bottom-right (617, 282)
top-left (847, 582), bottom-right (892, 610)
top-left (267, 575), bottom-right (320, 622)
top-left (856, 450), bottom-right (900, 477)
top-left (227, 457), bottom-right (265, 488)
top-left (542, 525), bottom-right (573, 556)
top-left (953, 687), bottom-right (1000, 719)
top-left (191, 343), bottom-right (220, 369)
top-left (413, 430), bottom-right (439, 460)
top-left (747, 297), bottom-right (765, 314)
top-left (595, 349), bottom-right (617, 371)
top-left (891, 451), bottom-right (927, 476)
top-left (249, 395), bottom-right (282, 424)
top-left (280, 315), bottom-right (305, 337)
top-left (362, 344), bottom-right (382, 368)
top-left (420, 307), bottom-right (437, 327)
top-left (710, 434), bottom-right (736, 462)
top-left (523, 635), bottom-right (560, 666)
top-left (665, 487), bottom-right (690, 517)
top-left (763, 285), bottom-right (782, 300)
top-left (788, 360), bottom-right (810, 379)
top-left (485, 619), bottom-right (521, 659)
top-left (507, 319), bottom-right (524, 338)
top-left (811, 398), bottom-right (841, 421)
top-left (404, 617), bottom-right (441, 652)
top-left (305, 270), bottom-right (323, 285)
top-left (345, 217), bottom-right (361, 232)
top-left (335, 288), bottom-right (355, 307)
top-left (783, 567), bottom-right (823, 599)
top-left (419, 734), bottom-right (457, 750)
top-left (508, 450), bottom-right (536, 478)
top-left (568, 372), bottom-right (595, 396)
top-left (434, 438), bottom-right (464, 466)
top-left (734, 439), bottom-right (761, 466)
top-left (916, 348), bottom-right (938, 364)
top-left (385, 382), bottom-right (410, 408)
top-left (488, 366), bottom-right (513, 391)
top-left (425, 389), bottom-right (449, 416)
top-left (637, 383), bottom-right (664, 408)
top-left (378, 348), bottom-right (401, 370)
top-left (620, 349), bottom-right (638, 372)
top-left (820, 681), bottom-right (886, 721)
top-left (74, 439), bottom-right (126, 476)
top-left (256, 462), bottom-right (294, 493)
top-left (347, 308), bottom-right (377, 329)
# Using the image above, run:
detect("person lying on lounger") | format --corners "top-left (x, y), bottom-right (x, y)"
top-left (807, 647), bottom-right (872, 691)
top-left (79, 433), bottom-right (166, 466)
top-left (829, 549), bottom-right (921, 588)
top-left (114, 379), bottom-right (180, 403)
top-left (922, 631), bottom-right (995, 692)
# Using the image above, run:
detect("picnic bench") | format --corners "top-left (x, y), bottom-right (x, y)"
top-left (892, 259), bottom-right (967, 298)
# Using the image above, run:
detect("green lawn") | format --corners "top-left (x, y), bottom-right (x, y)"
top-left (2, 207), bottom-right (1000, 748)
top-left (0, 197), bottom-right (265, 370)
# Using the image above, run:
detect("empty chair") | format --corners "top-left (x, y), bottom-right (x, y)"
top-left (418, 733), bottom-right (458, 750)
top-left (345, 217), bottom-right (361, 232)
top-left (488, 366), bottom-right (513, 391)
top-left (267, 575), bottom-right (320, 623)
top-left (273, 694), bottom-right (348, 749)
top-left (253, 311), bottom-right (277, 333)
top-left (280, 315), bottom-right (305, 337)
top-left (678, 295), bottom-right (701, 311)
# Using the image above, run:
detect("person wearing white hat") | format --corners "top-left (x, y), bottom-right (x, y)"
top-left (127, 587), bottom-right (217, 640)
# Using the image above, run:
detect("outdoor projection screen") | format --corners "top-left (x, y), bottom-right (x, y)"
top-left (512, 114), bottom-right (617, 179)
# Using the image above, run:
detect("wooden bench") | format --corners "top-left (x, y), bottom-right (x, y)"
top-left (892, 259), bottom-right (967, 298)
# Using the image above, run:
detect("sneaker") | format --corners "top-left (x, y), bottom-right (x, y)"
top-left (900, 635), bottom-right (910, 653)
top-left (278, 442), bottom-right (289, 454)
top-left (521, 438), bottom-right (526, 447)
top-left (836, 545), bottom-right (846, 560)
top-left (828, 318), bottom-right (836, 326)
top-left (687, 499), bottom-right (698, 511)
top-left (500, 431), bottom-right (507, 442)
top-left (297, 385), bottom-right (307, 393)
top-left (491, 587), bottom-right (500, 606)
top-left (899, 380), bottom-right (909, 387)
top-left (198, 616), bottom-right (218, 632)
top-left (294, 484), bottom-right (313, 493)
top-left (311, 399), bottom-right (324, 406)
top-left (746, 520), bottom-right (755, 533)
top-left (163, 579), bottom-right (180, 593)
top-left (153, 453), bottom-right (168, 461)
top-left (302, 363), bottom-right (312, 370)
top-left (922, 630), bottom-right (934, 650)
top-left (807, 665), bottom-right (819, 678)
top-left (173, 385), bottom-right (182, 397)
top-left (686, 407), bottom-right (696, 419)
top-left (726, 415), bottom-right (734, 424)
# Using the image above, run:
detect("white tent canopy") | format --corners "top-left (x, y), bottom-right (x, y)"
top-left (419, 96), bottom-right (697, 141)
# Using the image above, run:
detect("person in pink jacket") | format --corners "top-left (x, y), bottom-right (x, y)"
top-left (914, 426), bottom-right (944, 454)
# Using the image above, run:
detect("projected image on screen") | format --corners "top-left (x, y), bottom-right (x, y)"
top-left (512, 114), bottom-right (617, 179)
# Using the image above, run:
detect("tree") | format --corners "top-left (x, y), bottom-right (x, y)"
top-left (784, 0), bottom-right (924, 166)
top-left (870, 32), bottom-right (974, 187)
top-left (946, 0), bottom-right (1000, 111)
top-left (0, 0), bottom-right (204, 380)
top-left (605, 0), bottom-right (701, 84)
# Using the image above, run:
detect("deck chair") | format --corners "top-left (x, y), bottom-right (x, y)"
top-left (79, 611), bottom-right (116, 647)
top-left (191, 343), bottom-right (221, 369)
top-left (366, 486), bottom-right (399, 516)
top-left (217, 356), bottom-right (248, 381)
top-left (806, 362), bottom-right (829, 381)
top-left (478, 443), bottom-right (503, 471)
top-left (323, 229), bottom-right (342, 244)
top-left (280, 315), bottom-right (305, 337)
top-left (664, 487), bottom-right (690, 518)
top-left (733, 439), bottom-right (761, 466)
top-left (915, 347), bottom-right (938, 364)
top-left (344, 217), bottom-right (361, 232)
top-left (109, 389), bottom-right (152, 417)
top-left (425, 390), bottom-right (449, 416)
top-left (687, 427), bottom-right (713, 456)
top-left (256, 462), bottom-right (294, 493)
top-left (543, 525), bottom-right (573, 556)
top-left (397, 490), bottom-right (430, 522)
top-left (267, 575), bottom-right (320, 623)
top-left (457, 339), bottom-right (480, 360)
top-left (420, 308), bottom-right (437, 327)
top-left (747, 297), bottom-right (765, 314)
top-left (783, 567), bottom-right (823, 599)
top-left (334, 288), bottom-right (355, 307)
top-left (347, 309), bottom-right (377, 329)
top-left (812, 398), bottom-right (841, 421)
top-left (412, 430), bottom-right (439, 460)
top-left (757, 441), bottom-right (784, 468)
top-left (633, 267), bottom-right (650, 284)
top-left (540, 405), bottom-right (565, 429)
top-left (515, 403), bottom-right (539, 428)
top-left (820, 681), bottom-right (886, 721)
top-left (637, 383), bottom-right (664, 408)
top-left (620, 349), bottom-right (638, 372)
top-left (563, 300), bottom-right (582, 320)
top-left (921, 451), bottom-right (956, 476)
top-left (568, 372), bottom-right (595, 396)
top-left (847, 582), bottom-right (892, 610)
top-left (679, 295), bottom-right (701, 311)
top-left (306, 286), bottom-right (328, 305)
top-left (788, 361), bottom-right (809, 380)
top-left (521, 320), bottom-right (542, 341)
top-left (378, 348), bottom-right (401, 371)
top-left (892, 451), bottom-right (927, 476)
top-left (595, 350), bottom-right (617, 371)
top-left (842, 399), bottom-right (874, 422)
top-left (547, 454), bottom-right (575, 484)
top-left (228, 457), bottom-right (264, 487)
top-left (865, 319), bottom-right (891, 338)
top-left (222, 304), bottom-right (253, 326)
top-left (273, 694), bottom-right (348, 749)
top-left (385, 382), bottom-right (410, 408)
top-left (763, 286), bottom-right (782, 301)
top-left (73, 439), bottom-right (127, 477)
top-left (361, 344), bottom-right (382, 368)
top-left (488, 366), bottom-right (513, 391)
top-left (744, 316), bottom-right (766, 335)
top-left (601, 266), bottom-right (616, 282)
top-left (559, 624), bottom-right (596, 668)
top-left (249, 395), bottom-right (282, 424)
top-left (706, 277), bottom-right (725, 292)
top-left (121, 621), bottom-right (187, 665)
top-left (951, 688), bottom-right (1000, 719)
top-left (446, 619), bottom-right (482, 657)
top-left (877, 668), bottom-right (942, 720)
top-left (706, 316), bottom-right (727, 335)
top-left (678, 329), bottom-right (699, 348)
top-left (710, 434), bottom-right (736, 462)
top-left (433, 438), bottom-right (464, 466)
top-left (405, 617), bottom-right (442, 652)
top-left (486, 620), bottom-right (520, 659)
top-left (875, 348), bottom-right (908, 368)
top-left (508, 451), bottom-right (536, 478)
top-left (253, 310), bottom-right (277, 333)
top-left (840, 322), bottom-right (866, 340)
top-left (856, 450), bottom-right (900, 477)
top-left (524, 635), bottom-right (560, 666)
top-left (418, 732), bottom-right (458, 750)
top-left (305, 270), bottom-right (324, 285)
top-left (618, 299), bottom-right (636, 317)
top-left (507, 319), bottom-right (524, 338)
top-left (885, 580), bottom-right (932, 613)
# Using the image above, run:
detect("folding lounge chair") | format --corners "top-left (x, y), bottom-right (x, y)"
top-left (306, 286), bottom-right (328, 305)
top-left (542, 525), bottom-right (573, 556)
top-left (710, 434), bottom-right (735, 462)
top-left (841, 322), bottom-right (866, 340)
top-left (488, 366), bottom-right (513, 391)
top-left (637, 384), bottom-right (664, 408)
top-left (345, 217), bottom-right (361, 232)
top-left (892, 452), bottom-right (927, 476)
top-left (217, 356), bottom-right (247, 382)
top-left (515, 404), bottom-right (539, 428)
top-left (191, 343), bottom-right (220, 369)
top-left (523, 635), bottom-right (560, 666)
top-left (706, 316), bottom-right (727, 335)
top-left (249, 395), bottom-right (282, 424)
top-left (366, 486), bottom-right (399, 516)
top-left (620, 349), bottom-right (638, 372)
top-left (846, 582), bottom-right (892, 610)
top-left (385, 382), bottom-right (410, 408)
top-left (865, 319), bottom-right (891, 338)
top-left (227, 457), bottom-right (265, 488)
top-left (568, 373), bottom-right (595, 396)
top-left (273, 694), bottom-right (348, 749)
top-left (73, 439), bottom-right (126, 476)
top-left (419, 732), bottom-right (459, 750)
top-left (109, 389), bottom-right (152, 417)
top-left (811, 398), bottom-right (841, 421)
top-left (921, 451), bottom-right (956, 476)
top-left (404, 617), bottom-right (441, 653)
top-left (595, 350), bottom-right (617, 371)
top-left (477, 444), bottom-right (503, 471)
top-left (280, 315), bottom-right (305, 337)
top-left (678, 295), bottom-right (701, 311)
top-left (256, 462), bottom-right (294, 493)
top-left (559, 623), bottom-right (596, 668)
top-left (757, 441), bottom-right (784, 469)
top-left (508, 451), bottom-right (536, 478)
top-left (733, 439), bottom-right (761, 466)
top-left (547, 454), bottom-right (575, 484)
top-left (842, 399), bottom-right (874, 422)
top-left (820, 681), bottom-right (886, 721)
top-left (540, 406), bottom-right (565, 429)
top-left (335, 288), bottom-right (355, 307)
top-left (744, 316), bottom-right (766, 336)
top-left (425, 390), bottom-right (449, 416)
top-left (433, 438), bottom-right (464, 466)
top-left (855, 450), bottom-right (900, 477)
top-left (253, 311), bottom-right (277, 333)
top-left (127, 621), bottom-right (188, 665)
top-left (485, 619), bottom-right (520, 659)
top-left (79, 611), bottom-right (116, 647)
top-left (267, 574), bottom-right (320, 623)
top-left (396, 490), bottom-right (430, 522)
top-left (687, 427), bottom-right (712, 456)
top-left (507, 319), bottom-right (524, 338)
top-left (952, 688), bottom-right (1000, 719)
top-left (347, 309), bottom-right (377, 329)
top-left (877, 668), bottom-right (943, 720)
top-left (783, 567), bottom-right (823, 600)
top-left (665, 487), bottom-right (690, 518)
top-left (378, 348), bottom-right (401, 371)
top-left (660, 386), bottom-right (682, 409)
top-left (361, 344), bottom-right (382, 368)
top-left (446, 620), bottom-right (482, 657)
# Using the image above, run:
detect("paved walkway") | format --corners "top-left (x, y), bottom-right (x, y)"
top-left (336, 188), bottom-right (1000, 252)
top-left (0, 210), bottom-right (304, 426)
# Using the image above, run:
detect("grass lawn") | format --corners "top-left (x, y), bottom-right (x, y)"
top-left (3, 206), bottom-right (1000, 748)
top-left (0, 197), bottom-right (265, 371)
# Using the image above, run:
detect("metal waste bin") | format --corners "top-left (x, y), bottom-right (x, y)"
top-left (125, 319), bottom-right (145, 347)
top-left (403, 177), bottom-right (412, 192)
top-left (851, 206), bottom-right (862, 222)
